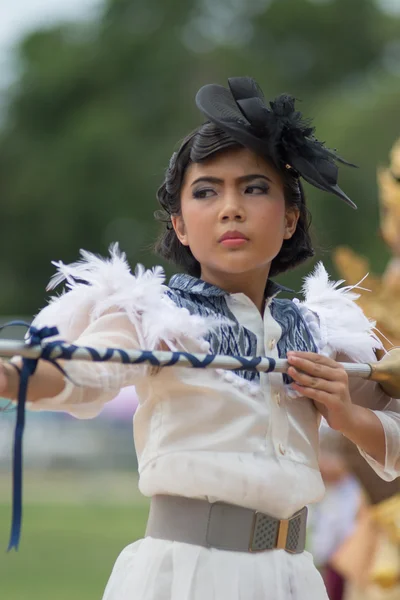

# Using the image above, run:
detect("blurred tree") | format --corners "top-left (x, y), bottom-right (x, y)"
top-left (306, 73), bottom-right (400, 277)
top-left (184, 0), bottom-right (399, 97)
top-left (0, 0), bottom-right (399, 312)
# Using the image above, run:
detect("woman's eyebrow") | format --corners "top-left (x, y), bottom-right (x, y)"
top-left (190, 174), bottom-right (273, 187)
top-left (238, 174), bottom-right (273, 184)
top-left (190, 176), bottom-right (223, 187)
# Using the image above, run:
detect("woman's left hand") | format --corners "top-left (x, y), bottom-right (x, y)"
top-left (287, 351), bottom-right (355, 432)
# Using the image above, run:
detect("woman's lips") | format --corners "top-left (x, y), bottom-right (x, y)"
top-left (218, 231), bottom-right (249, 247)
top-left (220, 238), bottom-right (248, 247)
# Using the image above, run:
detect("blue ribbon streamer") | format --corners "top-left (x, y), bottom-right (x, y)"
top-left (4, 322), bottom-right (60, 552)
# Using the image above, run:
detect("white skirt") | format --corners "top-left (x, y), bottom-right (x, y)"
top-left (102, 537), bottom-right (329, 600)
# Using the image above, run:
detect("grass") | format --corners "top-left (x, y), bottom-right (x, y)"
top-left (0, 472), bottom-right (150, 600)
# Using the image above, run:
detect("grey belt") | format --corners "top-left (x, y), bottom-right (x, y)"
top-left (145, 495), bottom-right (307, 554)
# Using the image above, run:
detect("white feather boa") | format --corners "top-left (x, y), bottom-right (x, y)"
top-left (294, 262), bottom-right (383, 363)
top-left (33, 244), bottom-right (219, 351)
top-left (34, 250), bottom-right (381, 366)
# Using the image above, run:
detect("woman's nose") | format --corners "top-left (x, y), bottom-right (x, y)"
top-left (219, 194), bottom-right (246, 221)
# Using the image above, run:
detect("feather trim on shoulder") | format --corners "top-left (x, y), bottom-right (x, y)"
top-left (294, 262), bottom-right (383, 363)
top-left (33, 243), bottom-right (219, 350)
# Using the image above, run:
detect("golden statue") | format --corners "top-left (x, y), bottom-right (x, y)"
top-left (334, 138), bottom-right (400, 349)
top-left (332, 139), bottom-right (400, 599)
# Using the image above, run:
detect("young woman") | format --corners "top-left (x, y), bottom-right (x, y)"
top-left (2, 77), bottom-right (399, 600)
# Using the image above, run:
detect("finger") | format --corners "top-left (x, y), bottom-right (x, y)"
top-left (287, 355), bottom-right (348, 383)
top-left (287, 351), bottom-right (341, 370)
top-left (287, 366), bottom-right (340, 393)
top-left (290, 383), bottom-right (335, 407)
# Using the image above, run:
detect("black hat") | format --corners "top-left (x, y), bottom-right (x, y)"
top-left (195, 77), bottom-right (356, 208)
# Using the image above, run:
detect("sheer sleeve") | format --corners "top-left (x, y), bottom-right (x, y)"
top-left (294, 263), bottom-right (400, 480)
top-left (345, 368), bottom-right (400, 482)
top-left (27, 311), bottom-right (144, 419)
top-left (23, 245), bottom-right (215, 419)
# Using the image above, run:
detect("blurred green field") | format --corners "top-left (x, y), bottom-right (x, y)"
top-left (0, 473), bottom-right (149, 600)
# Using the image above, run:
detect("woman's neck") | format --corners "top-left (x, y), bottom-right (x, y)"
top-left (199, 266), bottom-right (270, 314)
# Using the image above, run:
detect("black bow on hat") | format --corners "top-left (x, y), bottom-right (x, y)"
top-left (195, 77), bottom-right (357, 209)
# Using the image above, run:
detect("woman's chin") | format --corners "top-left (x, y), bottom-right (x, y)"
top-left (205, 260), bottom-right (270, 277)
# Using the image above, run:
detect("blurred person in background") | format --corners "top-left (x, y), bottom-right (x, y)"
top-left (331, 438), bottom-right (400, 600)
top-left (1, 77), bottom-right (400, 600)
top-left (309, 429), bottom-right (400, 600)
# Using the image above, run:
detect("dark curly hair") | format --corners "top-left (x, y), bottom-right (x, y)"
top-left (155, 122), bottom-right (314, 279)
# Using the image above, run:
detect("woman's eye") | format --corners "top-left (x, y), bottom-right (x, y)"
top-left (245, 184), bottom-right (269, 195)
top-left (193, 188), bottom-right (215, 199)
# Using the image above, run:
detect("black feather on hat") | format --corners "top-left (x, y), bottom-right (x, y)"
top-left (195, 76), bottom-right (357, 209)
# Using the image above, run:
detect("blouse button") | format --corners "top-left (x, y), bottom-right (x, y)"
top-left (268, 339), bottom-right (276, 351)
top-left (224, 372), bottom-right (234, 383)
top-left (278, 443), bottom-right (286, 456)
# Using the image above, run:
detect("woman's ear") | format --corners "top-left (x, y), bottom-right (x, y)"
top-left (171, 215), bottom-right (189, 246)
top-left (284, 207), bottom-right (300, 240)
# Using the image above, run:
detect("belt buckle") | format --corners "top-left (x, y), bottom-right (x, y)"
top-left (276, 517), bottom-right (291, 552)
top-left (248, 509), bottom-right (305, 554)
top-left (281, 508), bottom-right (306, 554)
top-left (248, 511), bottom-right (280, 553)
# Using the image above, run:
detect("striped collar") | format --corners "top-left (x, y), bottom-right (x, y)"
top-left (169, 273), bottom-right (292, 298)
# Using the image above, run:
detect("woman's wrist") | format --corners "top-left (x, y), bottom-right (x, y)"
top-left (336, 403), bottom-right (360, 438)
top-left (340, 404), bottom-right (386, 465)
top-left (0, 360), bottom-right (21, 401)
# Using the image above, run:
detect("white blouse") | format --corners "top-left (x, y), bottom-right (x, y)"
top-left (27, 247), bottom-right (400, 520)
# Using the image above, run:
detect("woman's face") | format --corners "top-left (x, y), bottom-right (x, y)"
top-left (172, 147), bottom-right (299, 285)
